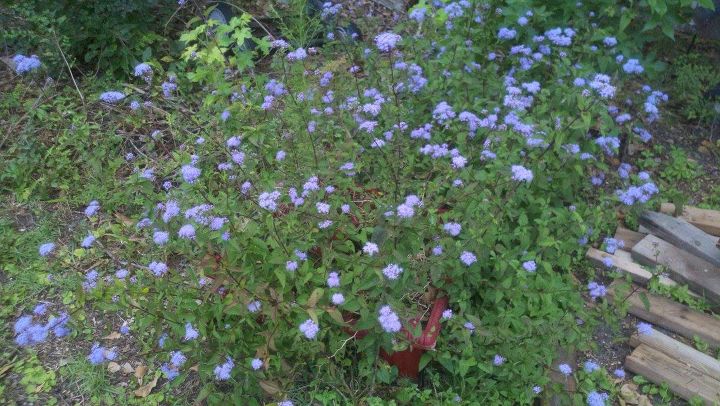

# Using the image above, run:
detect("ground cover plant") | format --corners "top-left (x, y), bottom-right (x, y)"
top-left (2, 0), bottom-right (718, 404)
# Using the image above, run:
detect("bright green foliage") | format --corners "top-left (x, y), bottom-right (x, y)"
top-left (2, 0), bottom-right (713, 405)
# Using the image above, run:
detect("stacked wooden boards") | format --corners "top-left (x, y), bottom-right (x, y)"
top-left (608, 284), bottom-right (720, 405)
top-left (586, 205), bottom-right (720, 404)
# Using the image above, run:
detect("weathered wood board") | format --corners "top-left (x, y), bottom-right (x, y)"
top-left (608, 282), bottom-right (720, 348)
top-left (614, 226), bottom-right (647, 250)
top-left (370, 0), bottom-right (405, 11)
top-left (625, 344), bottom-right (720, 405)
top-left (631, 234), bottom-right (720, 303)
top-left (628, 330), bottom-right (720, 380)
top-left (639, 211), bottom-right (720, 267)
top-left (586, 247), bottom-right (678, 287)
top-left (544, 347), bottom-right (576, 406)
top-left (660, 203), bottom-right (720, 237)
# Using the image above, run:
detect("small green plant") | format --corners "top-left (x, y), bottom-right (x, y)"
top-left (17, 354), bottom-right (57, 396)
top-left (60, 358), bottom-right (126, 405)
top-left (633, 375), bottom-right (674, 404)
top-left (670, 54), bottom-right (720, 123)
top-left (660, 147), bottom-right (700, 182)
top-left (269, 0), bottom-right (326, 48)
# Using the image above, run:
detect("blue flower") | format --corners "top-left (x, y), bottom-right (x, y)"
top-left (523, 260), bottom-right (537, 272)
top-left (99, 91), bottom-right (126, 104)
top-left (81, 234), bottom-right (96, 248)
top-left (184, 323), bottom-right (199, 341)
top-left (181, 165), bottom-right (201, 184)
top-left (299, 319), bottom-right (319, 339)
top-left (378, 306), bottom-right (401, 333)
top-left (251, 358), bottom-right (263, 370)
top-left (587, 391), bottom-right (609, 406)
top-left (39, 242), bottom-right (56, 257)
top-left (637, 322), bottom-right (653, 335)
top-left (133, 63), bottom-right (153, 78)
top-left (153, 231), bottom-right (169, 245)
top-left (382, 264), bottom-right (403, 280)
top-left (558, 363), bottom-right (572, 376)
top-left (460, 251), bottom-right (477, 266)
top-left (583, 361), bottom-right (600, 373)
top-left (374, 32), bottom-right (402, 52)
top-left (13, 54), bottom-right (41, 74)
top-left (214, 356), bottom-right (234, 380)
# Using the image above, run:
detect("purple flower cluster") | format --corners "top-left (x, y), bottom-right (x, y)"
top-left (149, 261), bottom-right (168, 277)
top-left (637, 322), bottom-right (653, 335)
top-left (99, 91), bottom-right (126, 104)
top-left (259, 191), bottom-right (281, 212)
top-left (133, 63), bottom-right (153, 81)
top-left (374, 32), bottom-right (402, 52)
top-left (603, 237), bottom-right (624, 254)
top-left (88, 343), bottom-right (117, 365)
top-left (85, 200), bottom-right (101, 217)
top-left (214, 356), bottom-right (234, 380)
top-left (14, 309), bottom-right (70, 346)
top-left (161, 351), bottom-right (186, 380)
top-left (299, 318), bottom-right (319, 339)
top-left (363, 242), bottom-right (379, 256)
top-left (13, 54), bottom-right (41, 74)
top-left (382, 263), bottom-right (403, 280)
top-left (39, 242), bottom-right (56, 257)
top-left (587, 281), bottom-right (607, 300)
top-left (443, 222), bottom-right (461, 237)
top-left (616, 181), bottom-right (658, 206)
top-left (511, 165), bottom-right (533, 182)
top-left (587, 391), bottom-right (609, 406)
top-left (378, 305), bottom-right (401, 333)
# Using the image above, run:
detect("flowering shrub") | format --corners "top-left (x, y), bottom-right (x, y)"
top-left (16, 0), bottom-right (683, 403)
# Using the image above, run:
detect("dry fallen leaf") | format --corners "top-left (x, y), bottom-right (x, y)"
top-left (121, 362), bottom-right (134, 374)
top-left (619, 383), bottom-right (653, 406)
top-left (103, 332), bottom-right (121, 340)
top-left (259, 380), bottom-right (282, 395)
top-left (114, 213), bottom-right (135, 227)
top-left (134, 365), bottom-right (147, 384)
top-left (107, 362), bottom-right (121, 373)
top-left (189, 364), bottom-right (199, 372)
top-left (133, 374), bottom-right (158, 398)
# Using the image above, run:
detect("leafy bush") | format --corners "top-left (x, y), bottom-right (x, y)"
top-left (9, 0), bottom-right (681, 404)
top-left (669, 54), bottom-right (720, 123)
top-left (2, 0), bottom-right (179, 77)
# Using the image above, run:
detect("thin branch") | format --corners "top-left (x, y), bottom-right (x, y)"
top-left (52, 30), bottom-right (84, 106)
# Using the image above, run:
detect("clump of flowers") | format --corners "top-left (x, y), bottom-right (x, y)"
top-left (13, 54), bottom-right (41, 74)
top-left (25, 1), bottom-right (677, 403)
top-left (99, 91), bottom-right (126, 104)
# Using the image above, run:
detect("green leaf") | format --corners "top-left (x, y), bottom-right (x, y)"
top-left (639, 292), bottom-right (650, 311)
top-left (698, 0), bottom-right (716, 10)
top-left (418, 352), bottom-right (433, 371)
top-left (619, 13), bottom-right (633, 33)
top-left (647, 0), bottom-right (668, 15)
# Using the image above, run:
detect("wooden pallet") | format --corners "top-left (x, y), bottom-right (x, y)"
top-left (588, 206), bottom-right (720, 403)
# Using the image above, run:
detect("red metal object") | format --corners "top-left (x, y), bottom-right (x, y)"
top-left (344, 296), bottom-right (449, 379)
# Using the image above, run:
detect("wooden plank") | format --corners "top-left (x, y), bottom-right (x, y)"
top-left (639, 211), bottom-right (720, 267)
top-left (587, 247), bottom-right (679, 287)
top-left (631, 235), bottom-right (720, 303)
top-left (614, 226), bottom-right (647, 250)
top-left (628, 331), bottom-right (720, 380)
top-left (544, 347), bottom-right (576, 406)
top-left (660, 203), bottom-right (720, 237)
top-left (625, 344), bottom-right (720, 405)
top-left (608, 282), bottom-right (720, 348)
top-left (370, 0), bottom-right (404, 11)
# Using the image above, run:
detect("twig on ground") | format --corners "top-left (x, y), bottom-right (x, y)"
top-left (52, 31), bottom-right (85, 106)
